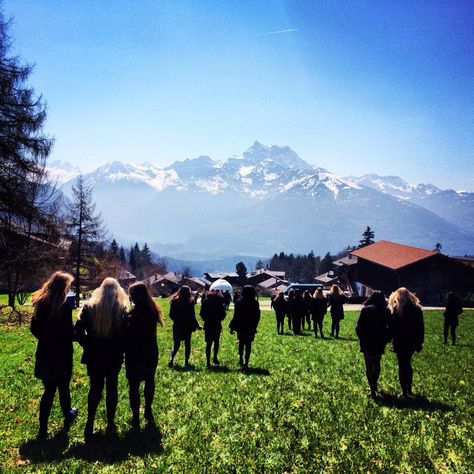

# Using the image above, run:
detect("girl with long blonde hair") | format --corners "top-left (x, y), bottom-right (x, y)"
top-left (30, 271), bottom-right (78, 440)
top-left (388, 287), bottom-right (424, 399)
top-left (75, 278), bottom-right (128, 440)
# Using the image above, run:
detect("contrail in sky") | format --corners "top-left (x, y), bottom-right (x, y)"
top-left (256, 28), bottom-right (299, 37)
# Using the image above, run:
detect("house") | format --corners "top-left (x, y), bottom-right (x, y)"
top-left (314, 271), bottom-right (339, 288)
top-left (204, 272), bottom-right (242, 285)
top-left (350, 240), bottom-right (474, 305)
top-left (183, 277), bottom-right (210, 293)
top-left (117, 269), bottom-right (137, 287)
top-left (146, 272), bottom-right (182, 297)
top-left (247, 269), bottom-right (286, 287)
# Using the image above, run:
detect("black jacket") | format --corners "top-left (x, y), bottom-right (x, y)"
top-left (200, 294), bottom-right (226, 331)
top-left (75, 305), bottom-right (125, 375)
top-left (327, 294), bottom-right (348, 319)
top-left (392, 303), bottom-right (424, 354)
top-left (123, 306), bottom-right (158, 376)
top-left (356, 304), bottom-right (391, 354)
top-left (169, 298), bottom-right (198, 340)
top-left (310, 298), bottom-right (327, 319)
top-left (272, 297), bottom-right (287, 315)
top-left (30, 301), bottom-right (74, 380)
top-left (230, 298), bottom-right (260, 343)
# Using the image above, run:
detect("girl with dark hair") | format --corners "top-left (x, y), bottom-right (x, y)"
top-left (327, 284), bottom-right (348, 338)
top-left (311, 288), bottom-right (327, 338)
top-left (443, 292), bottom-right (463, 345)
top-left (286, 289), bottom-right (295, 331)
top-left (229, 285), bottom-right (260, 369)
top-left (75, 278), bottom-right (128, 440)
top-left (168, 285), bottom-right (200, 367)
top-left (388, 287), bottom-right (424, 399)
top-left (200, 290), bottom-right (226, 367)
top-left (302, 290), bottom-right (312, 331)
top-left (124, 282), bottom-right (164, 428)
top-left (30, 271), bottom-right (78, 440)
top-left (292, 289), bottom-right (306, 335)
top-left (271, 292), bottom-right (287, 335)
top-left (356, 291), bottom-right (391, 398)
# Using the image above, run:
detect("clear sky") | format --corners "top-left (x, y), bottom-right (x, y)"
top-left (4, 0), bottom-right (474, 190)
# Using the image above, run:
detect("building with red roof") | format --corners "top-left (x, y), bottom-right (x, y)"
top-left (350, 240), bottom-right (474, 305)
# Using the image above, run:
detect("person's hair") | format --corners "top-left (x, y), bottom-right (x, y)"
top-left (242, 285), bottom-right (256, 300)
top-left (129, 281), bottom-right (163, 326)
top-left (86, 277), bottom-right (129, 338)
top-left (313, 288), bottom-right (325, 300)
top-left (32, 271), bottom-right (74, 320)
top-left (287, 289), bottom-right (295, 298)
top-left (170, 285), bottom-right (194, 303)
top-left (364, 290), bottom-right (387, 309)
top-left (446, 291), bottom-right (457, 305)
top-left (388, 287), bottom-right (421, 316)
top-left (330, 284), bottom-right (344, 298)
top-left (274, 291), bottom-right (285, 302)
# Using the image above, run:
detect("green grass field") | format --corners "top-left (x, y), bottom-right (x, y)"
top-left (0, 302), bottom-right (473, 473)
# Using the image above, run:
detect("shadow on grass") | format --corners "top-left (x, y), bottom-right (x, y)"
top-left (19, 430), bottom-right (69, 463)
top-left (206, 365), bottom-right (230, 373)
top-left (170, 364), bottom-right (202, 372)
top-left (242, 367), bottom-right (270, 376)
top-left (19, 426), bottom-right (163, 464)
top-left (376, 392), bottom-right (453, 412)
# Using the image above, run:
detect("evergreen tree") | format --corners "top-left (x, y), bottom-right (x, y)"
top-left (109, 238), bottom-right (119, 258)
top-left (68, 175), bottom-right (106, 307)
top-left (358, 226), bottom-right (375, 248)
top-left (0, 12), bottom-right (57, 307)
top-left (141, 243), bottom-right (153, 267)
top-left (319, 252), bottom-right (333, 275)
top-left (119, 246), bottom-right (126, 263)
top-left (129, 245), bottom-right (137, 274)
top-left (255, 259), bottom-right (265, 271)
top-left (236, 261), bottom-right (248, 282)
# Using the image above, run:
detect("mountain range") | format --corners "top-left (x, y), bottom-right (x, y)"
top-left (50, 141), bottom-right (474, 264)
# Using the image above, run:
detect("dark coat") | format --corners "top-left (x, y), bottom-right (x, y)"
top-left (230, 298), bottom-right (260, 343)
top-left (30, 302), bottom-right (74, 381)
top-left (75, 305), bottom-right (125, 376)
top-left (200, 294), bottom-right (226, 332)
top-left (444, 299), bottom-right (463, 326)
top-left (123, 306), bottom-right (158, 380)
top-left (310, 298), bottom-right (327, 321)
top-left (272, 297), bottom-right (287, 318)
top-left (392, 303), bottom-right (424, 355)
top-left (169, 298), bottom-right (198, 341)
top-left (327, 294), bottom-right (348, 320)
top-left (291, 296), bottom-right (307, 318)
top-left (356, 305), bottom-right (391, 355)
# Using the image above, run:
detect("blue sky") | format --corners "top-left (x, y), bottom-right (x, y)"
top-left (4, 0), bottom-right (474, 190)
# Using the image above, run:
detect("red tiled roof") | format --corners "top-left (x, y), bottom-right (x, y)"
top-left (350, 240), bottom-right (437, 270)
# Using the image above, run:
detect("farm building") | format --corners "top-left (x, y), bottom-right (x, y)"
top-left (350, 240), bottom-right (474, 305)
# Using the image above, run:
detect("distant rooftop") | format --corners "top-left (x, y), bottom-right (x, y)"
top-left (350, 240), bottom-right (437, 270)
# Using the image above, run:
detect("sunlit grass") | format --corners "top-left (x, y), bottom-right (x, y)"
top-left (0, 301), bottom-right (472, 472)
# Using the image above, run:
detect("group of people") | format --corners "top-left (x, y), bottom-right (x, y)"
top-left (30, 271), bottom-right (463, 441)
top-left (30, 272), bottom-right (261, 441)
top-left (271, 284), bottom-right (348, 338)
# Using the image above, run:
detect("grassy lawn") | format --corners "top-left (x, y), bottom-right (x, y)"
top-left (0, 301), bottom-right (473, 472)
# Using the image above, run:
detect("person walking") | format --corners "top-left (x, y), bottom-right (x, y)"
top-left (356, 291), bottom-right (391, 398)
top-left (310, 288), bottom-right (327, 338)
top-left (388, 287), bottom-right (424, 399)
top-left (168, 285), bottom-right (200, 367)
top-left (292, 289), bottom-right (306, 335)
top-left (443, 292), bottom-right (463, 345)
top-left (302, 290), bottom-right (312, 331)
top-left (123, 282), bottom-right (163, 428)
top-left (271, 291), bottom-right (287, 335)
top-left (200, 289), bottom-right (226, 367)
top-left (229, 285), bottom-right (260, 370)
top-left (30, 271), bottom-right (78, 440)
top-left (286, 289), bottom-right (295, 331)
top-left (75, 278), bottom-right (128, 440)
top-left (327, 284), bottom-right (348, 338)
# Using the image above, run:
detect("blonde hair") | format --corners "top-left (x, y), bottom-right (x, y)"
top-left (388, 287), bottom-right (421, 316)
top-left (313, 288), bottom-right (325, 300)
top-left (330, 284), bottom-right (344, 298)
top-left (32, 271), bottom-right (74, 320)
top-left (86, 277), bottom-right (129, 338)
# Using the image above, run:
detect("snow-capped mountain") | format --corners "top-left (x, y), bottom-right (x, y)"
top-left (49, 142), bottom-right (474, 259)
top-left (47, 160), bottom-right (81, 184)
top-left (352, 174), bottom-right (474, 235)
